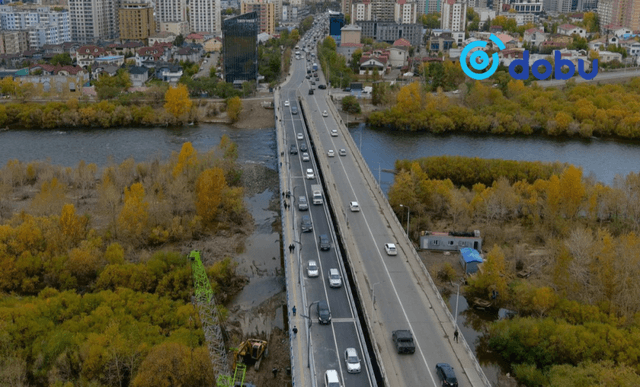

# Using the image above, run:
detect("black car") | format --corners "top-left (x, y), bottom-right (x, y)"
top-left (309, 89), bottom-right (314, 95)
top-left (315, 77), bottom-right (319, 81)
top-left (289, 144), bottom-right (298, 154)
top-left (317, 300), bottom-right (331, 324)
top-left (318, 234), bottom-right (330, 251)
top-left (306, 75), bottom-right (311, 79)
top-left (318, 84), bottom-right (326, 89)
top-left (435, 363), bottom-right (458, 387)
top-left (311, 81), bottom-right (316, 85)
top-left (299, 143), bottom-right (308, 152)
top-left (301, 215), bottom-right (312, 232)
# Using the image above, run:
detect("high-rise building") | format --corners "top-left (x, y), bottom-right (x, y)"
top-left (241, 0), bottom-right (276, 35)
top-left (425, 0), bottom-right (442, 14)
top-left (0, 5), bottom-right (71, 49)
top-left (223, 12), bottom-right (258, 84)
top-left (441, 0), bottom-right (466, 31)
top-left (190, 0), bottom-right (222, 34)
top-left (356, 20), bottom-right (422, 46)
top-left (351, 1), bottom-right (373, 21)
top-left (1, 30), bottom-right (29, 54)
top-left (119, 3), bottom-right (155, 40)
top-left (155, 0), bottom-right (187, 23)
top-left (598, 0), bottom-right (640, 31)
top-left (394, 0), bottom-right (417, 24)
top-left (68, 0), bottom-right (119, 44)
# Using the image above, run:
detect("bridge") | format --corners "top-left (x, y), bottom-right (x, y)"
top-left (276, 18), bottom-right (492, 387)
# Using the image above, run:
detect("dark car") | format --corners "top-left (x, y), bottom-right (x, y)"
top-left (291, 106), bottom-right (298, 115)
top-left (299, 143), bottom-right (308, 152)
top-left (306, 75), bottom-right (311, 79)
top-left (318, 84), bottom-right (326, 89)
top-left (301, 215), bottom-right (312, 232)
top-left (309, 89), bottom-right (314, 95)
top-left (318, 234), bottom-right (330, 251)
top-left (317, 300), bottom-right (331, 324)
top-left (315, 77), bottom-right (319, 81)
top-left (289, 144), bottom-right (298, 154)
top-left (435, 363), bottom-right (458, 387)
top-left (311, 81), bottom-right (316, 85)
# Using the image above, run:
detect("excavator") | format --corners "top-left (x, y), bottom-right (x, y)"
top-left (233, 339), bottom-right (268, 371)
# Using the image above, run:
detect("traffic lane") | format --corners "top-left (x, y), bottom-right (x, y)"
top-left (334, 322), bottom-right (372, 387)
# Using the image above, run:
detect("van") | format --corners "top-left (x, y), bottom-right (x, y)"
top-left (324, 369), bottom-right (341, 387)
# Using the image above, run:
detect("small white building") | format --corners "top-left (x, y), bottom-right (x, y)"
top-left (557, 24), bottom-right (586, 38)
top-left (597, 50), bottom-right (623, 63)
top-left (523, 28), bottom-right (547, 47)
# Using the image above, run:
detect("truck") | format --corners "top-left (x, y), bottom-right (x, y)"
top-left (311, 184), bottom-right (323, 205)
top-left (313, 63), bottom-right (318, 71)
top-left (392, 330), bottom-right (415, 354)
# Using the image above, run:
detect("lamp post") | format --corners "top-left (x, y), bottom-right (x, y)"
top-left (372, 282), bottom-right (381, 309)
top-left (304, 301), bottom-right (318, 368)
top-left (399, 204), bottom-right (410, 237)
top-left (454, 280), bottom-right (462, 327)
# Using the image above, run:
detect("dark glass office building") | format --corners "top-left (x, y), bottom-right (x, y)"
top-left (329, 11), bottom-right (344, 44)
top-left (223, 12), bottom-right (258, 84)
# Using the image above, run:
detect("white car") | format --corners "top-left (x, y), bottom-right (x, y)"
top-left (284, 100), bottom-right (290, 106)
top-left (328, 268), bottom-right (342, 288)
top-left (302, 152), bottom-right (310, 161)
top-left (322, 110), bottom-right (328, 117)
top-left (297, 133), bottom-right (303, 140)
top-left (306, 168), bottom-right (315, 179)
top-left (330, 129), bottom-right (338, 137)
top-left (344, 348), bottom-right (362, 373)
top-left (307, 260), bottom-right (319, 277)
top-left (452, 90), bottom-right (460, 94)
top-left (384, 243), bottom-right (398, 256)
top-left (328, 149), bottom-right (335, 157)
top-left (339, 149), bottom-right (347, 156)
top-left (349, 201), bottom-right (360, 212)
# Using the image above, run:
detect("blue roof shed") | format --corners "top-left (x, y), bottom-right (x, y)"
top-left (460, 248), bottom-right (483, 275)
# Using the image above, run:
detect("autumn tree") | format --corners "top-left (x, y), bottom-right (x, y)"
top-left (59, 204), bottom-right (88, 246)
top-left (195, 168), bottom-right (227, 225)
top-left (172, 142), bottom-right (199, 178)
top-left (468, 244), bottom-right (508, 301)
top-left (226, 96), bottom-right (242, 123)
top-left (30, 177), bottom-right (67, 216)
top-left (164, 84), bottom-right (193, 119)
top-left (117, 183), bottom-right (149, 242)
top-left (131, 342), bottom-right (214, 387)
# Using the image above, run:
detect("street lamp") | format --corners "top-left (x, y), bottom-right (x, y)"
top-left (372, 282), bottom-right (381, 309)
top-left (399, 204), bottom-right (410, 237)
top-left (305, 301), bottom-right (319, 368)
top-left (454, 280), bottom-right (462, 327)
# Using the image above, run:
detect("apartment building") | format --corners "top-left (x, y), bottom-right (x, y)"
top-left (425, 0), bottom-right (442, 14)
top-left (68, 0), bottom-right (119, 44)
top-left (351, 1), bottom-right (373, 21)
top-left (190, 0), bottom-right (222, 34)
top-left (1, 31), bottom-right (29, 54)
top-left (155, 0), bottom-right (187, 23)
top-left (598, 0), bottom-right (640, 31)
top-left (441, 0), bottom-right (466, 32)
top-left (241, 0), bottom-right (276, 35)
top-left (0, 5), bottom-right (71, 49)
top-left (394, 0), bottom-right (417, 24)
top-left (119, 2), bottom-right (156, 40)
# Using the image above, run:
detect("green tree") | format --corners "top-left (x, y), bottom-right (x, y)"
top-left (50, 53), bottom-right (72, 66)
top-left (174, 34), bottom-right (185, 47)
top-left (342, 95), bottom-right (361, 114)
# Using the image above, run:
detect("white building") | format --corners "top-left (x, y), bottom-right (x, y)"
top-left (558, 23), bottom-right (586, 38)
top-left (68, 0), bottom-right (119, 44)
top-left (503, 12), bottom-right (536, 26)
top-left (190, 0), bottom-right (222, 34)
top-left (441, 0), bottom-right (466, 32)
top-left (394, 0), bottom-right (417, 24)
top-left (155, 0), bottom-right (188, 25)
top-left (351, 1), bottom-right (373, 22)
top-left (0, 5), bottom-right (71, 50)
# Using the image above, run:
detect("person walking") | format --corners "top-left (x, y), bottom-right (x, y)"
top-left (454, 329), bottom-right (459, 343)
top-left (272, 367), bottom-right (278, 378)
top-left (292, 306), bottom-right (297, 316)
top-left (292, 326), bottom-right (298, 337)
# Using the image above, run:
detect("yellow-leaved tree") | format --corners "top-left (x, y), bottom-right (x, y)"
top-left (469, 244), bottom-right (508, 302)
top-left (226, 96), bottom-right (242, 123)
top-left (195, 167), bottom-right (227, 224)
top-left (117, 183), bottom-right (149, 241)
top-left (172, 142), bottom-right (198, 178)
top-left (60, 203), bottom-right (87, 245)
top-left (164, 84), bottom-right (192, 119)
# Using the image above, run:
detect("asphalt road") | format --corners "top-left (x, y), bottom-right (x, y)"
top-left (298, 22), bottom-right (485, 387)
top-left (280, 25), bottom-right (376, 387)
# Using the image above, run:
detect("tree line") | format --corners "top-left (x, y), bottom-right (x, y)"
top-left (389, 156), bottom-right (640, 385)
top-left (0, 140), bottom-right (248, 386)
top-left (369, 79), bottom-right (640, 139)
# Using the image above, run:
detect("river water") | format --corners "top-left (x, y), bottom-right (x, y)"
top-left (4, 123), bottom-right (640, 385)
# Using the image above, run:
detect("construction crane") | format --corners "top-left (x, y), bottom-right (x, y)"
top-left (188, 250), bottom-right (244, 387)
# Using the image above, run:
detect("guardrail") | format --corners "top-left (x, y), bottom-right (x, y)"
top-left (325, 95), bottom-right (493, 387)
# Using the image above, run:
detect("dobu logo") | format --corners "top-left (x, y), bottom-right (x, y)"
top-left (509, 50), bottom-right (598, 81)
top-left (461, 33), bottom-right (599, 81)
top-left (460, 34), bottom-right (505, 80)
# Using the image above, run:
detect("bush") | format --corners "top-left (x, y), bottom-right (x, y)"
top-left (342, 95), bottom-right (361, 114)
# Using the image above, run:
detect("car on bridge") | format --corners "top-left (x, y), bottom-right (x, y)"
top-left (300, 143), bottom-right (308, 152)
top-left (307, 260), bottom-right (319, 277)
top-left (349, 201), bottom-right (360, 212)
top-left (298, 195), bottom-right (308, 210)
top-left (328, 150), bottom-right (334, 157)
top-left (301, 215), bottom-right (312, 232)
top-left (318, 234), bottom-right (331, 251)
top-left (392, 330), bottom-right (415, 354)
top-left (384, 243), bottom-right (397, 256)
top-left (331, 129), bottom-right (338, 137)
top-left (284, 100), bottom-right (290, 107)
top-left (319, 84), bottom-right (327, 89)
top-left (324, 369), bottom-right (341, 386)
top-left (328, 268), bottom-right (342, 288)
top-left (302, 152), bottom-right (310, 161)
top-left (289, 144), bottom-right (298, 154)
top-left (344, 348), bottom-right (362, 373)
top-left (435, 363), bottom-right (459, 387)
top-left (322, 110), bottom-right (328, 117)
top-left (317, 300), bottom-right (331, 324)
top-left (306, 168), bottom-right (315, 179)
top-left (339, 149), bottom-right (347, 156)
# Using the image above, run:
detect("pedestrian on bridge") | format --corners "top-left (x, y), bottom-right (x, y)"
top-left (454, 329), bottom-right (459, 343)
top-left (292, 306), bottom-right (297, 316)
top-left (292, 326), bottom-right (298, 337)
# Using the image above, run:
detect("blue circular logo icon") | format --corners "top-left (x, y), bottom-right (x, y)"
top-left (460, 34), bottom-right (505, 80)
